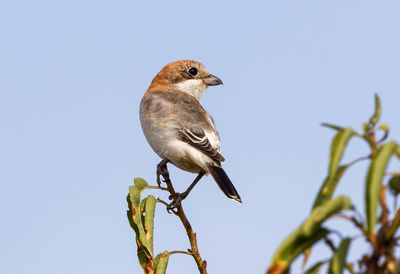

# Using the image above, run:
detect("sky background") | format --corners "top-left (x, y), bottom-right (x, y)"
top-left (1, 1), bottom-right (400, 273)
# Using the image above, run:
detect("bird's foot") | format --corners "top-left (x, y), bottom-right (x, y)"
top-left (166, 192), bottom-right (187, 214)
top-left (156, 159), bottom-right (169, 187)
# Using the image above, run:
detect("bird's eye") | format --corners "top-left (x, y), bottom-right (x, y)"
top-left (188, 67), bottom-right (198, 76)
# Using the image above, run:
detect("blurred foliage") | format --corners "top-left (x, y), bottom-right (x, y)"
top-left (268, 95), bottom-right (400, 274)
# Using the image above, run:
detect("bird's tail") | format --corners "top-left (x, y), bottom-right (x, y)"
top-left (208, 166), bottom-right (242, 203)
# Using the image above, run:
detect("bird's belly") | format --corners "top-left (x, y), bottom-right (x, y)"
top-left (141, 126), bottom-right (201, 172)
top-left (170, 157), bottom-right (203, 173)
top-left (163, 140), bottom-right (206, 173)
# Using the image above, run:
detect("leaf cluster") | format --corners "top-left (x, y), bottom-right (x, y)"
top-left (268, 95), bottom-right (400, 274)
top-left (127, 178), bottom-right (170, 274)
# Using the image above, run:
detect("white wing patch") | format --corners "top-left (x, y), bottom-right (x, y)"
top-left (181, 128), bottom-right (224, 162)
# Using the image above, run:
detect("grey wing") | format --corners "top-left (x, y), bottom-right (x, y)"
top-left (180, 127), bottom-right (225, 163)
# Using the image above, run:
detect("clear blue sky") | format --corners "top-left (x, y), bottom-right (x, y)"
top-left (1, 1), bottom-right (400, 273)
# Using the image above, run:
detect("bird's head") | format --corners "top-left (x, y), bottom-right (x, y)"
top-left (147, 60), bottom-right (223, 100)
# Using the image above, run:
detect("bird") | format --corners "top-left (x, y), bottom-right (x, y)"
top-left (139, 60), bottom-right (241, 211)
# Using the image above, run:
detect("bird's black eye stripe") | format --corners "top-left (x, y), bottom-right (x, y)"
top-left (188, 67), bottom-right (198, 76)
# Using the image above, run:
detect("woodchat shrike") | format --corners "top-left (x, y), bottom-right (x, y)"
top-left (140, 60), bottom-right (241, 210)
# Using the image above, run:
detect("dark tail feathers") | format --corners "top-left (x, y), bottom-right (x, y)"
top-left (208, 166), bottom-right (242, 203)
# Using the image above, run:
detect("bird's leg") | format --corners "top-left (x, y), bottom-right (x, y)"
top-left (178, 171), bottom-right (205, 200)
top-left (167, 171), bottom-right (205, 213)
top-left (156, 159), bottom-right (169, 187)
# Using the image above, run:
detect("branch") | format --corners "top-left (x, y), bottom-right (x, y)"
top-left (336, 213), bottom-right (367, 235)
top-left (170, 250), bottom-right (193, 256)
top-left (385, 209), bottom-right (400, 241)
top-left (160, 170), bottom-right (208, 274)
top-left (379, 185), bottom-right (390, 227)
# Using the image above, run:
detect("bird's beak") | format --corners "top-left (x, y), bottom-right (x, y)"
top-left (203, 74), bottom-right (223, 86)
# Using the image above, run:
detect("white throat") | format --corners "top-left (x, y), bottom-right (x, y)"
top-left (175, 79), bottom-right (206, 100)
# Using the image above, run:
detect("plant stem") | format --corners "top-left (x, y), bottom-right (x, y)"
top-left (170, 250), bottom-right (193, 256)
top-left (385, 209), bottom-right (400, 241)
top-left (160, 169), bottom-right (208, 274)
top-left (380, 185), bottom-right (390, 227)
top-left (144, 185), bottom-right (169, 191)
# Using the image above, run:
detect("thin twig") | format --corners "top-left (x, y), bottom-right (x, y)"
top-left (156, 198), bottom-right (170, 207)
top-left (160, 168), bottom-right (208, 274)
top-left (337, 213), bottom-right (366, 234)
top-left (144, 185), bottom-right (169, 191)
top-left (352, 206), bottom-right (366, 224)
top-left (385, 209), bottom-right (400, 241)
top-left (329, 229), bottom-right (344, 240)
top-left (323, 236), bottom-right (337, 252)
top-left (347, 155), bottom-right (371, 167)
top-left (170, 250), bottom-right (193, 256)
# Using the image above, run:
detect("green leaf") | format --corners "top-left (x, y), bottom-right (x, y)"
top-left (136, 241), bottom-right (150, 270)
top-left (389, 175), bottom-right (400, 195)
top-left (377, 123), bottom-right (390, 143)
top-left (130, 178), bottom-right (149, 209)
top-left (154, 251), bottom-right (170, 274)
top-left (127, 196), bottom-right (149, 270)
top-left (313, 165), bottom-right (349, 209)
top-left (302, 261), bottom-right (326, 274)
top-left (365, 141), bottom-right (398, 235)
top-left (396, 147), bottom-right (400, 159)
top-left (127, 178), bottom-right (154, 261)
top-left (328, 128), bottom-right (355, 178)
top-left (328, 238), bottom-right (351, 274)
top-left (269, 196), bottom-right (352, 272)
top-left (144, 195), bottom-right (156, 253)
top-left (321, 123), bottom-right (344, 131)
top-left (269, 228), bottom-right (329, 273)
top-left (368, 94), bottom-right (382, 128)
top-left (302, 196), bottom-right (352, 237)
top-left (312, 128), bottom-right (354, 209)
top-left (140, 197), bottom-right (147, 226)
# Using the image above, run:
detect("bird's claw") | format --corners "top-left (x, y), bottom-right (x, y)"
top-left (166, 193), bottom-right (183, 215)
top-left (166, 205), bottom-right (179, 215)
